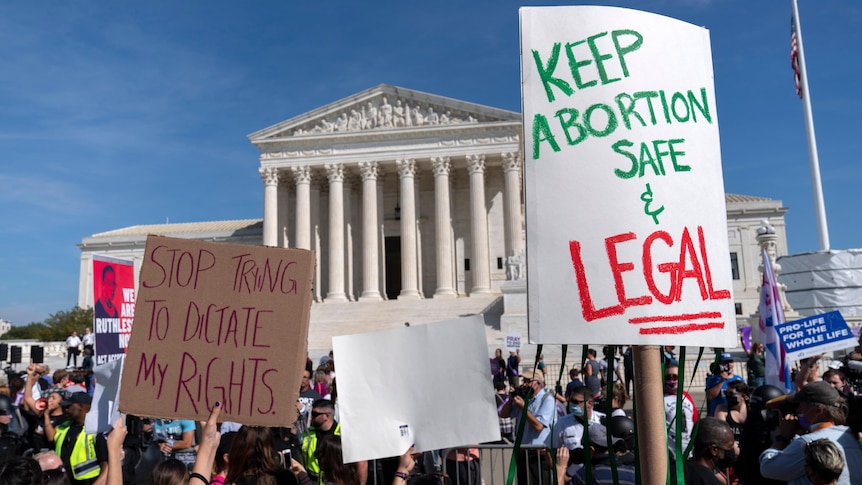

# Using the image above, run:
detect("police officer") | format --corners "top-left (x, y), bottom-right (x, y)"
top-left (54, 392), bottom-right (108, 484)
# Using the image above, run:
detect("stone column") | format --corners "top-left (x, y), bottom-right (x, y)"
top-left (359, 161), bottom-right (382, 300)
top-left (502, 152), bottom-right (524, 259)
top-left (467, 154), bottom-right (492, 295)
top-left (260, 167), bottom-right (279, 247)
top-left (291, 165), bottom-right (313, 250)
top-left (432, 157), bottom-right (456, 298)
top-left (325, 164), bottom-right (347, 302)
top-left (277, 176), bottom-right (291, 248)
top-left (397, 159), bottom-right (420, 299)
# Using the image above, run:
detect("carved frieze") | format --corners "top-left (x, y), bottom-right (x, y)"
top-left (292, 96), bottom-right (483, 136)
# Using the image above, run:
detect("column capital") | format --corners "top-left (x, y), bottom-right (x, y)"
top-left (396, 159), bottom-right (416, 178)
top-left (358, 161), bottom-right (379, 181)
top-left (325, 163), bottom-right (344, 182)
top-left (259, 167), bottom-right (279, 185)
top-left (431, 156), bottom-right (451, 176)
top-left (291, 165), bottom-right (313, 185)
top-left (467, 154), bottom-right (486, 174)
top-left (502, 152), bottom-right (522, 172)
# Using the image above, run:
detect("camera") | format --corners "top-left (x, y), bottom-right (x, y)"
top-left (511, 385), bottom-right (533, 400)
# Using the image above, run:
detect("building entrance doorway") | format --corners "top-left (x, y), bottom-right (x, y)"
top-left (385, 236), bottom-right (402, 299)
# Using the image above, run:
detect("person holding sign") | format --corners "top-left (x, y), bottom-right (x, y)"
top-left (507, 350), bottom-right (521, 389)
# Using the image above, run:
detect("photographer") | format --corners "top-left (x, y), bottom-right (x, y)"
top-left (500, 370), bottom-right (557, 485)
top-left (760, 381), bottom-right (862, 484)
top-left (705, 353), bottom-right (744, 416)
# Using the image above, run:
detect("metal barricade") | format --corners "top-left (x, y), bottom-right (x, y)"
top-left (365, 444), bottom-right (551, 485)
top-left (440, 444), bottom-right (550, 485)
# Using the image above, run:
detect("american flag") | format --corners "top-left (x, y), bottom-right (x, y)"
top-left (791, 16), bottom-right (802, 98)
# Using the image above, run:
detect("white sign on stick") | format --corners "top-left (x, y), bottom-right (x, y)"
top-left (85, 357), bottom-right (124, 434)
top-left (333, 315), bottom-right (499, 463)
top-left (520, 6), bottom-right (736, 346)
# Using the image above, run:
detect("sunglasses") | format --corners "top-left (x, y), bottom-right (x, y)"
top-left (665, 374), bottom-right (679, 381)
top-left (311, 411), bottom-right (330, 418)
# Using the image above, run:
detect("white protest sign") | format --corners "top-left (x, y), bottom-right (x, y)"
top-left (86, 357), bottom-right (124, 434)
top-left (520, 6), bottom-right (735, 346)
top-left (776, 311), bottom-right (857, 362)
top-left (333, 315), bottom-right (499, 463)
top-left (506, 333), bottom-right (522, 351)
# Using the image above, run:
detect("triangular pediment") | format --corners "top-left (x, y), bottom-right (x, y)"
top-left (248, 84), bottom-right (520, 142)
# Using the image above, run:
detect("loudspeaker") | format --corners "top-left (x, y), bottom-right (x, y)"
top-left (30, 346), bottom-right (44, 364)
top-left (0, 343), bottom-right (6, 361)
top-left (9, 346), bottom-right (21, 364)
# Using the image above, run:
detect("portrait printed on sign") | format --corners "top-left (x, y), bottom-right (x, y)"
top-left (93, 256), bottom-right (136, 364)
top-left (520, 6), bottom-right (736, 346)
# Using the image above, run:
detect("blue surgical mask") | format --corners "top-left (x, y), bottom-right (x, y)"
top-left (568, 403), bottom-right (584, 417)
top-left (797, 413), bottom-right (812, 431)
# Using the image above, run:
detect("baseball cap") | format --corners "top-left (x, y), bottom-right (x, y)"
top-left (0, 395), bottom-right (12, 415)
top-left (521, 370), bottom-right (545, 384)
top-left (787, 381), bottom-right (840, 407)
top-left (583, 423), bottom-right (619, 449)
top-left (60, 392), bottom-right (92, 407)
top-left (719, 352), bottom-right (734, 362)
top-left (45, 387), bottom-right (67, 399)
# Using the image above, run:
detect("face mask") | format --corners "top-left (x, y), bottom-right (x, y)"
top-left (798, 413), bottom-right (812, 430)
top-left (715, 445), bottom-right (736, 469)
top-left (568, 403), bottom-right (584, 418)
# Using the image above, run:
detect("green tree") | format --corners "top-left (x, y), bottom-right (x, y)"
top-left (3, 322), bottom-right (47, 340)
top-left (2, 306), bottom-right (94, 342)
top-left (41, 306), bottom-right (94, 341)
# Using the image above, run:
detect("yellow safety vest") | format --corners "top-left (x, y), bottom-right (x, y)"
top-left (54, 422), bottom-right (101, 480)
top-left (300, 423), bottom-right (341, 483)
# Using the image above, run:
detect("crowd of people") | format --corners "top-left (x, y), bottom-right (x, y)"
top-left (488, 344), bottom-right (862, 485)
top-left (3, 338), bottom-right (862, 485)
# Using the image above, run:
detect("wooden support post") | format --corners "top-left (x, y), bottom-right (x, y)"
top-left (633, 345), bottom-right (668, 485)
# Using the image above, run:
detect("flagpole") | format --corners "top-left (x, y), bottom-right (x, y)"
top-left (791, 0), bottom-right (830, 251)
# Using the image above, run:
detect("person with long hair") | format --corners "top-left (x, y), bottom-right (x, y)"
top-left (150, 459), bottom-right (189, 485)
top-left (225, 426), bottom-right (299, 485)
top-left (316, 434), bottom-right (359, 485)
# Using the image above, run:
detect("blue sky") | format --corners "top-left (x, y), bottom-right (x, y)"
top-left (1, 1), bottom-right (859, 326)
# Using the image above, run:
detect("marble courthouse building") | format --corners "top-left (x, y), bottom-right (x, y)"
top-left (78, 85), bottom-right (789, 353)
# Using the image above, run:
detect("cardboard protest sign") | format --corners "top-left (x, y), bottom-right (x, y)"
top-left (86, 357), bottom-right (124, 434)
top-left (93, 255), bottom-right (136, 364)
top-left (333, 315), bottom-right (499, 463)
top-left (776, 311), bottom-right (857, 362)
top-left (520, 6), bottom-right (735, 346)
top-left (119, 235), bottom-right (314, 426)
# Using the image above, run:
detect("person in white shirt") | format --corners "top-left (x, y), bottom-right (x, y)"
top-left (65, 331), bottom-right (82, 367)
top-left (81, 327), bottom-right (95, 354)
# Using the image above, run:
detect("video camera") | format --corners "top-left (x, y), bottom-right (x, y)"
top-left (841, 355), bottom-right (862, 394)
